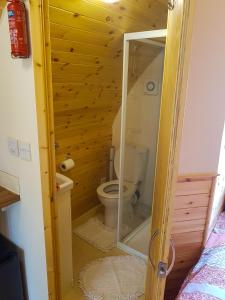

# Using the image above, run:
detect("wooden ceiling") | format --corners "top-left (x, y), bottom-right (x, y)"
top-left (49, 0), bottom-right (168, 219)
top-left (50, 0), bottom-right (168, 85)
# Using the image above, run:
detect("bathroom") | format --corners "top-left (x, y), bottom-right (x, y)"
top-left (2, 0), bottom-right (225, 299)
top-left (51, 0), bottom-right (168, 299)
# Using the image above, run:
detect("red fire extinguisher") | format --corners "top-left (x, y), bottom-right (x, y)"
top-left (7, 0), bottom-right (29, 58)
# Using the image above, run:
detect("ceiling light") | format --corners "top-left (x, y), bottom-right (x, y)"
top-left (102, 0), bottom-right (119, 3)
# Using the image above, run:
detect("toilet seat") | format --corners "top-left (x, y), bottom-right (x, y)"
top-left (97, 179), bottom-right (135, 199)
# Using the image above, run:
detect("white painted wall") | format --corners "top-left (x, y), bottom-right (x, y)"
top-left (179, 0), bottom-right (225, 235)
top-left (113, 51), bottom-right (164, 206)
top-left (208, 122), bottom-right (225, 235)
top-left (179, 0), bottom-right (225, 174)
top-left (0, 5), bottom-right (48, 300)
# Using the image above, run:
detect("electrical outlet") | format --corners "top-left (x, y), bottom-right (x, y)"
top-left (18, 141), bottom-right (32, 161)
top-left (8, 137), bottom-right (19, 157)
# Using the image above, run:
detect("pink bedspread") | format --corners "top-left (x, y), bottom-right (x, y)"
top-left (176, 212), bottom-right (225, 300)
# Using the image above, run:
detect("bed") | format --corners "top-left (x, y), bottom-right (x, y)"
top-left (176, 212), bottom-right (225, 300)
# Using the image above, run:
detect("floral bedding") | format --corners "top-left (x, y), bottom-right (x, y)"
top-left (177, 212), bottom-right (225, 300)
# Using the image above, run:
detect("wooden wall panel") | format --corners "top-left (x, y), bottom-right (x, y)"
top-left (165, 173), bottom-right (217, 300)
top-left (49, 0), bottom-right (168, 219)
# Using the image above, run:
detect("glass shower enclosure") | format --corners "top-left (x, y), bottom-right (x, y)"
top-left (117, 30), bottom-right (167, 259)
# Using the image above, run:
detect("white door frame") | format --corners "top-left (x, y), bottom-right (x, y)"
top-left (117, 29), bottom-right (167, 256)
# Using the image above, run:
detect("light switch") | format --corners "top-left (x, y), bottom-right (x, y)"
top-left (8, 137), bottom-right (19, 157)
top-left (18, 141), bottom-right (32, 161)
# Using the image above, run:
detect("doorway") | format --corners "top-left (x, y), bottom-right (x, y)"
top-left (29, 1), bottom-right (194, 299)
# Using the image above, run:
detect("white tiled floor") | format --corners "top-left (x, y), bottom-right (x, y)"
top-left (63, 217), bottom-right (145, 300)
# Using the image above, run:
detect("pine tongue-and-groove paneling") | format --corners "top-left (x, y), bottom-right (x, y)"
top-left (49, 0), bottom-right (168, 219)
top-left (165, 174), bottom-right (217, 300)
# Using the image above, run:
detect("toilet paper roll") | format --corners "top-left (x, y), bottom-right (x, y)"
top-left (59, 159), bottom-right (75, 172)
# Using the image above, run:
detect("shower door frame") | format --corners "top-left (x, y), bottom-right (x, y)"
top-left (117, 29), bottom-right (167, 258)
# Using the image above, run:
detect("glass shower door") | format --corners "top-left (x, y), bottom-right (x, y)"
top-left (117, 30), bottom-right (166, 257)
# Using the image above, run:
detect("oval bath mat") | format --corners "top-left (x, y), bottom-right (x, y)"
top-left (79, 255), bottom-right (146, 300)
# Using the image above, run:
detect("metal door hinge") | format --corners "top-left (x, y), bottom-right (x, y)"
top-left (168, 0), bottom-right (176, 10)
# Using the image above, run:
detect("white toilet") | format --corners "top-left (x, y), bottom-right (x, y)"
top-left (97, 144), bottom-right (148, 228)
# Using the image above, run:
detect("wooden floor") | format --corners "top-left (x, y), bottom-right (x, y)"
top-left (63, 218), bottom-right (145, 300)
